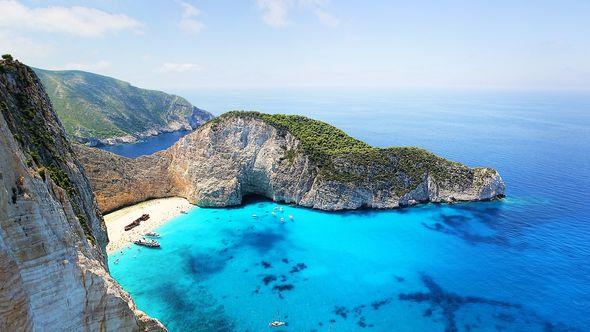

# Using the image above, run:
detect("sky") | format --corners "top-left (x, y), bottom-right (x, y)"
top-left (1, 0), bottom-right (589, 90)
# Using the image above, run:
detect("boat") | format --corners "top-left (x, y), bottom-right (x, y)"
top-left (124, 214), bottom-right (150, 231)
top-left (180, 210), bottom-right (188, 214)
top-left (145, 232), bottom-right (160, 238)
top-left (252, 214), bottom-right (258, 218)
top-left (288, 215), bottom-right (294, 220)
top-left (269, 321), bottom-right (287, 327)
top-left (280, 217), bottom-right (285, 223)
top-left (133, 238), bottom-right (160, 248)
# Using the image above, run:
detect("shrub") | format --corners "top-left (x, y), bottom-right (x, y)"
top-left (211, 111), bottom-right (475, 190)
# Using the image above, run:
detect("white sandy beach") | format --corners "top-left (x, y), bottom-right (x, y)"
top-left (103, 197), bottom-right (194, 253)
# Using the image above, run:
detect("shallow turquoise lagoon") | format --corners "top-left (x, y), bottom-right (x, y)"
top-left (109, 198), bottom-right (583, 331)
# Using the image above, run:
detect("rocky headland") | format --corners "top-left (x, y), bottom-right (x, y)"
top-left (0, 58), bottom-right (165, 330)
top-left (76, 111), bottom-right (505, 214)
top-left (34, 67), bottom-right (214, 146)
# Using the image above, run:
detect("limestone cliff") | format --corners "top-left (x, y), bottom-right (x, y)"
top-left (76, 112), bottom-right (505, 213)
top-left (0, 58), bottom-right (165, 331)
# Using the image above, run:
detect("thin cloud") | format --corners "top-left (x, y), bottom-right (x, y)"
top-left (158, 62), bottom-right (203, 73)
top-left (0, 31), bottom-right (54, 62)
top-left (256, 0), bottom-right (339, 28)
top-left (314, 9), bottom-right (339, 28)
top-left (179, 19), bottom-right (204, 35)
top-left (180, 2), bottom-right (201, 18)
top-left (0, 0), bottom-right (144, 37)
top-left (179, 1), bottom-right (204, 35)
top-left (62, 60), bottom-right (111, 72)
top-left (257, 0), bottom-right (290, 27)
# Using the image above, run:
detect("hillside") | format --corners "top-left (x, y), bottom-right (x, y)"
top-left (211, 111), bottom-right (492, 189)
top-left (76, 111), bottom-right (505, 213)
top-left (34, 68), bottom-right (213, 145)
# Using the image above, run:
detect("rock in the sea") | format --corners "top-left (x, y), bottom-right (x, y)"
top-left (0, 58), bottom-right (165, 331)
top-left (76, 112), bottom-right (505, 213)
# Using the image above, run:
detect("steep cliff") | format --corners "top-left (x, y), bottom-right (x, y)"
top-left (77, 112), bottom-right (505, 213)
top-left (34, 68), bottom-right (214, 146)
top-left (0, 58), bottom-right (165, 331)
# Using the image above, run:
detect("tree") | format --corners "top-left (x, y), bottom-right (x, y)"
top-left (2, 54), bottom-right (13, 61)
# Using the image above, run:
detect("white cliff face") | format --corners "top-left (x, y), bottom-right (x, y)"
top-left (0, 59), bottom-right (165, 331)
top-left (77, 115), bottom-right (505, 213)
top-left (166, 116), bottom-right (505, 210)
top-left (427, 168), bottom-right (505, 203)
top-left (167, 116), bottom-right (317, 207)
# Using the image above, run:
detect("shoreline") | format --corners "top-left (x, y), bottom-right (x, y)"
top-left (103, 197), bottom-right (194, 253)
top-left (84, 128), bottom-right (193, 147)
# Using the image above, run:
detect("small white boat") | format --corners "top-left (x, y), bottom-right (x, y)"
top-left (252, 214), bottom-right (258, 219)
top-left (133, 238), bottom-right (161, 248)
top-left (280, 217), bottom-right (285, 223)
top-left (288, 215), bottom-right (294, 220)
top-left (145, 232), bottom-right (160, 238)
top-left (269, 321), bottom-right (287, 327)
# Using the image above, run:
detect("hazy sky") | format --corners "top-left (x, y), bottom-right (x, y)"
top-left (1, 0), bottom-right (589, 90)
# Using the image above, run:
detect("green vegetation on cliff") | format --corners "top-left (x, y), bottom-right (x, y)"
top-left (0, 60), bottom-right (95, 242)
top-left (210, 111), bottom-right (371, 156)
top-left (212, 111), bottom-right (482, 192)
top-left (33, 68), bottom-right (212, 140)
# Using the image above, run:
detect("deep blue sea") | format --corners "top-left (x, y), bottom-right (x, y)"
top-left (99, 130), bottom-right (191, 158)
top-left (108, 88), bottom-right (590, 331)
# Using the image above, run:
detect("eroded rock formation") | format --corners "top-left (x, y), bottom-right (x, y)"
top-left (0, 59), bottom-right (165, 331)
top-left (76, 113), bottom-right (505, 213)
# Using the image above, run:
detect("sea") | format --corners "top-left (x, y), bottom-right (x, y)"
top-left (99, 130), bottom-right (191, 158)
top-left (106, 88), bottom-right (590, 331)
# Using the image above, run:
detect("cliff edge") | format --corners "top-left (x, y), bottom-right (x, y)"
top-left (76, 111), bottom-right (505, 213)
top-left (0, 58), bottom-right (165, 330)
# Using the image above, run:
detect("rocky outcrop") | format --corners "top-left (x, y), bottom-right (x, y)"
top-left (0, 59), bottom-right (165, 330)
top-left (75, 149), bottom-right (178, 213)
top-left (76, 113), bottom-right (505, 213)
top-left (84, 106), bottom-right (210, 146)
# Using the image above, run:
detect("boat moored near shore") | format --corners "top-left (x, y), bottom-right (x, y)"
top-left (133, 238), bottom-right (161, 248)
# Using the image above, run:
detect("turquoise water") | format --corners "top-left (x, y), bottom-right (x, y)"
top-left (109, 89), bottom-right (590, 331)
top-left (110, 199), bottom-right (577, 331)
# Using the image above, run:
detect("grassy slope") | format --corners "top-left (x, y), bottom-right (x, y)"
top-left (34, 68), bottom-right (199, 139)
top-left (212, 111), bottom-right (484, 192)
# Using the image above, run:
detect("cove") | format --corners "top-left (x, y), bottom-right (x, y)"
top-left (98, 130), bottom-right (191, 158)
top-left (108, 197), bottom-right (583, 331)
top-left (106, 89), bottom-right (590, 331)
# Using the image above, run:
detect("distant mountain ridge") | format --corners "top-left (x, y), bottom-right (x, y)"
top-left (33, 68), bottom-right (213, 146)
